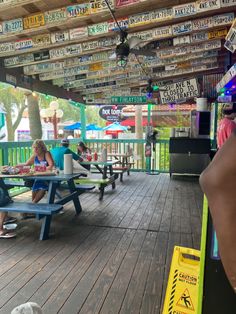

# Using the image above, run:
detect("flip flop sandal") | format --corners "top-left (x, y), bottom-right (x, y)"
top-left (3, 223), bottom-right (17, 230)
top-left (3, 217), bottom-right (17, 224)
top-left (0, 231), bottom-right (16, 239)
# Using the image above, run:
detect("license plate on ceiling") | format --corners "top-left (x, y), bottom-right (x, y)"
top-left (208, 28), bottom-right (228, 39)
top-left (15, 39), bottom-right (33, 50)
top-left (3, 18), bottom-right (23, 33)
top-left (44, 8), bottom-right (67, 24)
top-left (0, 42), bottom-right (14, 54)
top-left (67, 4), bottom-right (90, 18)
top-left (88, 22), bottom-right (109, 36)
top-left (23, 13), bottom-right (45, 29)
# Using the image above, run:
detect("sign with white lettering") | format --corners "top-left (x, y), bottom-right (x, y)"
top-left (3, 18), bottom-right (23, 33)
top-left (44, 8), bottom-right (67, 24)
top-left (111, 96), bottom-right (147, 103)
top-left (159, 78), bottom-right (199, 104)
top-left (172, 21), bottom-right (192, 35)
top-left (33, 51), bottom-right (50, 62)
top-left (196, 0), bottom-right (221, 12)
top-left (15, 38), bottom-right (33, 50)
top-left (69, 27), bottom-right (88, 40)
top-left (32, 34), bottom-right (51, 47)
top-left (99, 105), bottom-right (126, 121)
top-left (220, 0), bottom-right (236, 6)
top-left (51, 31), bottom-right (69, 44)
top-left (173, 3), bottom-right (196, 18)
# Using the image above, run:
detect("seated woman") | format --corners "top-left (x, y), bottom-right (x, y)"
top-left (77, 142), bottom-right (92, 171)
top-left (21, 139), bottom-right (54, 205)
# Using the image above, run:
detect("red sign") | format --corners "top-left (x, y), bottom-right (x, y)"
top-left (115, 0), bottom-right (139, 7)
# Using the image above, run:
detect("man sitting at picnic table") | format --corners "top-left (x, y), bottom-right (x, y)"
top-left (50, 138), bottom-right (82, 170)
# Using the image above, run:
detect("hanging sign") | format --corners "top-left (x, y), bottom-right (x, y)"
top-left (65, 44), bottom-right (82, 56)
top-left (15, 38), bottom-right (33, 50)
top-left (192, 16), bottom-right (213, 30)
top-left (0, 42), bottom-right (14, 54)
top-left (204, 39), bottom-right (221, 51)
top-left (98, 36), bottom-right (118, 47)
top-left (135, 29), bottom-right (153, 41)
top-left (67, 4), bottom-right (90, 18)
top-left (44, 8), bottom-right (67, 24)
top-left (4, 56), bottom-right (20, 67)
top-left (89, 62), bottom-right (103, 71)
top-left (173, 3), bottom-right (196, 18)
top-left (39, 70), bottom-right (64, 81)
top-left (23, 13), bottom-right (45, 29)
top-left (108, 17), bottom-right (128, 31)
top-left (213, 12), bottom-right (234, 26)
top-left (32, 34), bottom-right (51, 47)
top-left (51, 31), bottom-right (69, 44)
top-left (150, 8), bottom-right (173, 23)
top-left (172, 21), bottom-right (192, 35)
top-left (18, 53), bottom-right (34, 65)
top-left (152, 26), bottom-right (172, 39)
top-left (159, 78), bottom-right (199, 104)
top-left (99, 105), bottom-right (126, 122)
top-left (69, 27), bottom-right (88, 40)
top-left (220, 0), bottom-right (236, 6)
top-left (115, 0), bottom-right (139, 7)
top-left (196, 0), bottom-right (221, 12)
top-left (3, 18), bottom-right (23, 33)
top-left (88, 22), bottom-right (109, 36)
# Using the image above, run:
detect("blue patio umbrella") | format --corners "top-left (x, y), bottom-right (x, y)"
top-left (64, 122), bottom-right (81, 130)
top-left (86, 124), bottom-right (102, 131)
top-left (103, 122), bottom-right (128, 131)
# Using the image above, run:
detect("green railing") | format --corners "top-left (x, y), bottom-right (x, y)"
top-left (0, 138), bottom-right (170, 173)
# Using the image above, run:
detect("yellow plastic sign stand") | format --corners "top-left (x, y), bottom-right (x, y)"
top-left (163, 246), bottom-right (200, 314)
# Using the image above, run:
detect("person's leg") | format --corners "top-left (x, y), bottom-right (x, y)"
top-left (0, 212), bottom-right (16, 238)
top-left (200, 131), bottom-right (236, 292)
top-left (32, 190), bottom-right (46, 203)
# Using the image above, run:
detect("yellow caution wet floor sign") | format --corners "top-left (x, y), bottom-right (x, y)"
top-left (162, 246), bottom-right (200, 314)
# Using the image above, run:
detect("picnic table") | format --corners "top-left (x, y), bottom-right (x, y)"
top-left (0, 172), bottom-right (83, 239)
top-left (79, 160), bottom-right (119, 200)
top-left (107, 153), bottom-right (133, 181)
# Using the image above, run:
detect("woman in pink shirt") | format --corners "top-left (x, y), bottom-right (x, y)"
top-left (217, 103), bottom-right (236, 149)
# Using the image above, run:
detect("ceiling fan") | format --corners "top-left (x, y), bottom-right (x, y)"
top-left (104, 0), bottom-right (156, 67)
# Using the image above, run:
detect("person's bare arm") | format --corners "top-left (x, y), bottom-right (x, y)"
top-left (45, 151), bottom-right (54, 171)
top-left (200, 132), bottom-right (236, 293)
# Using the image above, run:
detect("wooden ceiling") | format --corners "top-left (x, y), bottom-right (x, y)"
top-left (0, 0), bottom-right (235, 103)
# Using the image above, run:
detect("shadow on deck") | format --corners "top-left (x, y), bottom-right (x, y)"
top-left (0, 173), bottom-right (203, 314)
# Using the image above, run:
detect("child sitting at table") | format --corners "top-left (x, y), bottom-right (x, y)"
top-left (77, 142), bottom-right (91, 170)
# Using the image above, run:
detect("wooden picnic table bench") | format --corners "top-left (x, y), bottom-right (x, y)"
top-left (0, 202), bottom-right (63, 240)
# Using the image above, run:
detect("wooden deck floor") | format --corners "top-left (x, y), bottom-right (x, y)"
top-left (0, 173), bottom-right (203, 314)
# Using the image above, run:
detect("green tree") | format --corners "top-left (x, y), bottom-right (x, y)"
top-left (0, 84), bottom-right (26, 141)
